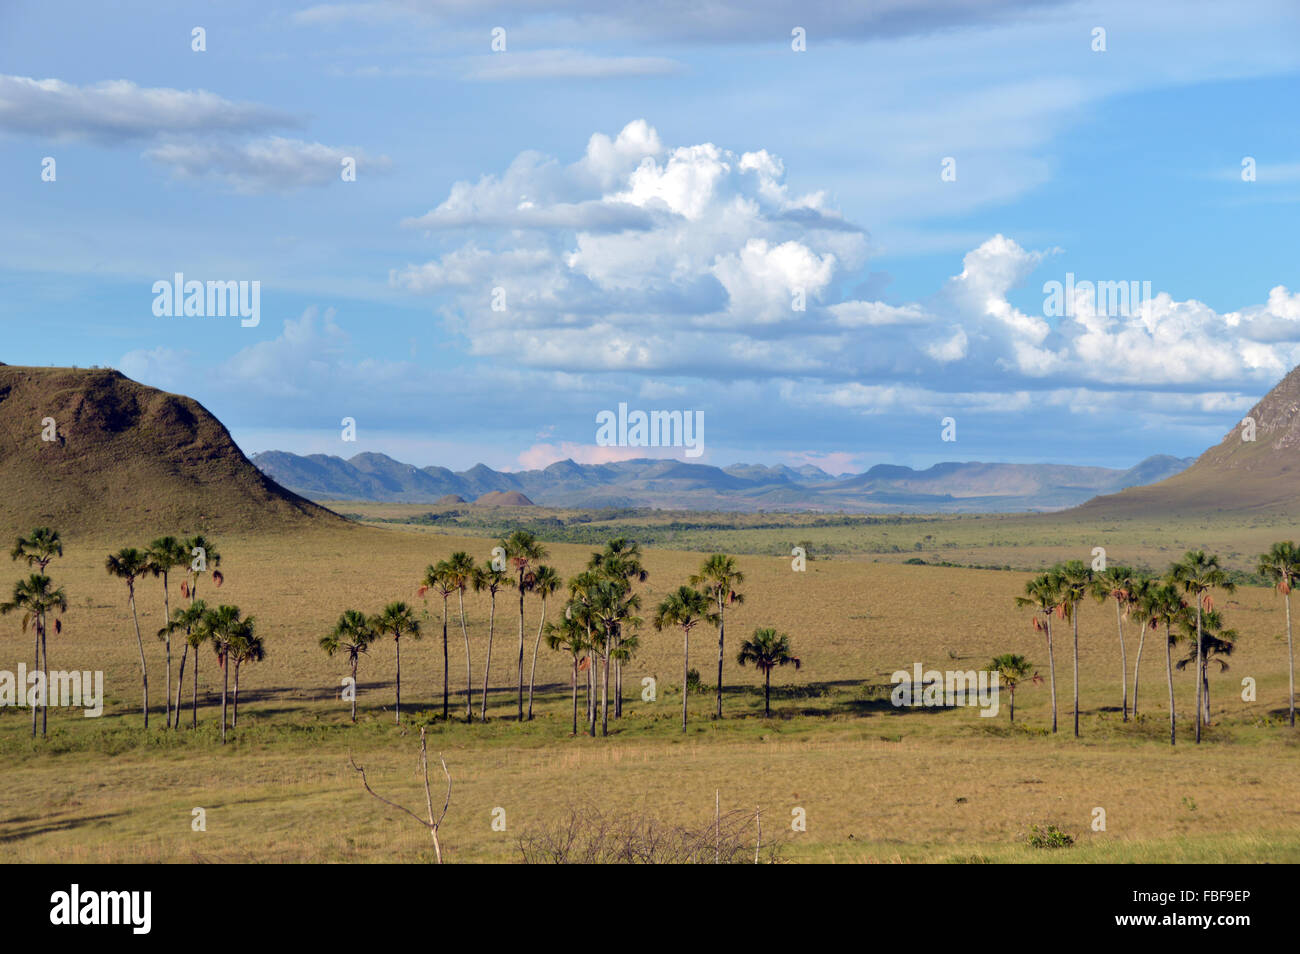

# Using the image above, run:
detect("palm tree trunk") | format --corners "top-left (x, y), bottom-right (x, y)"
top-left (1165, 621), bottom-right (1176, 746)
top-left (1115, 599), bottom-right (1127, 721)
top-left (1285, 591), bottom-right (1294, 728)
top-left (1072, 604), bottom-right (1080, 737)
top-left (220, 649), bottom-right (229, 744)
top-left (1202, 666), bottom-right (1210, 724)
top-left (232, 661), bottom-right (240, 728)
top-left (527, 597), bottom-right (547, 720)
top-left (174, 643), bottom-right (188, 731)
top-left (31, 623), bottom-right (39, 737)
top-left (395, 637), bottom-right (402, 724)
top-left (441, 595), bottom-right (449, 721)
top-left (1132, 622), bottom-right (1147, 717)
top-left (458, 589), bottom-right (473, 722)
top-left (40, 612), bottom-right (48, 736)
top-left (615, 657), bottom-right (622, 718)
top-left (682, 628), bottom-right (690, 733)
top-left (481, 595), bottom-right (496, 722)
top-left (130, 587), bottom-right (149, 729)
top-left (163, 573), bottom-right (172, 729)
top-left (571, 656), bottom-right (578, 735)
top-left (517, 585), bottom-right (526, 722)
top-left (192, 649), bottom-right (199, 729)
top-left (601, 635), bottom-right (611, 737)
top-left (1194, 597), bottom-right (1204, 743)
top-left (764, 669), bottom-right (771, 717)
top-left (1009, 686), bottom-right (1016, 722)
top-left (350, 657), bottom-right (358, 723)
top-left (715, 598), bottom-right (726, 719)
top-left (1045, 615), bottom-right (1058, 733)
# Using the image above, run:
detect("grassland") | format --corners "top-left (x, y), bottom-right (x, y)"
top-left (2, 510), bottom-right (1298, 863)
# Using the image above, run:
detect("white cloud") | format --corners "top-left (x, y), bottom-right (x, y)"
top-left (144, 137), bottom-right (392, 193)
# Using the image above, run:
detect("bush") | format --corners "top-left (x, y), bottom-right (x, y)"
top-left (1026, 824), bottom-right (1074, 849)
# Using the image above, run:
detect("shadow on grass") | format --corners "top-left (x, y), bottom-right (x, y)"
top-left (0, 810), bottom-right (123, 843)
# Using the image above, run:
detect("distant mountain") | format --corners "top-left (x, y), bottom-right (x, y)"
top-left (251, 449), bottom-right (1194, 514)
top-left (1073, 365), bottom-right (1300, 518)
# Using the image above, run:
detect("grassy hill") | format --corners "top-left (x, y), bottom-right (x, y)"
top-left (1072, 364), bottom-right (1300, 519)
top-left (0, 364), bottom-right (344, 537)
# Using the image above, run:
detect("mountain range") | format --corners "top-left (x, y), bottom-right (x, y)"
top-left (250, 448), bottom-right (1195, 513)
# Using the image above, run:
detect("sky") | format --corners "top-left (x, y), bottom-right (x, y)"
top-left (2, 0), bottom-right (1299, 476)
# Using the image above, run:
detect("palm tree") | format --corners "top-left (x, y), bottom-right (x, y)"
top-left (736, 628), bottom-right (800, 717)
top-left (589, 539), bottom-right (648, 718)
top-left (653, 586), bottom-right (718, 732)
top-left (229, 620), bottom-right (265, 729)
top-left (0, 574), bottom-right (67, 737)
top-left (1170, 551), bottom-right (1235, 743)
top-left (106, 547), bottom-right (152, 728)
top-left (473, 563), bottom-right (509, 721)
top-left (988, 653), bottom-right (1033, 722)
top-left (587, 577), bottom-right (642, 736)
top-left (501, 530), bottom-right (548, 721)
top-left (546, 613), bottom-right (590, 735)
top-left (441, 551), bottom-right (477, 721)
top-left (1139, 583), bottom-right (1187, 746)
top-left (526, 565), bottom-right (562, 720)
top-left (690, 554), bottom-right (745, 720)
top-left (1125, 576), bottom-right (1155, 717)
top-left (1257, 541), bottom-right (1299, 728)
top-left (321, 609), bottom-right (377, 723)
top-left (10, 527), bottom-right (63, 736)
top-left (1014, 571), bottom-right (1063, 733)
top-left (181, 535), bottom-right (222, 603)
top-left (1092, 565), bottom-right (1135, 722)
top-left (202, 604), bottom-right (245, 743)
top-left (566, 570), bottom-right (602, 736)
top-left (186, 606), bottom-right (212, 728)
top-left (1056, 560), bottom-right (1093, 737)
top-left (372, 602), bottom-right (421, 724)
top-left (159, 599), bottom-right (208, 730)
top-left (146, 536), bottom-right (190, 729)
top-left (419, 561), bottom-right (456, 720)
top-left (1175, 608), bottom-right (1237, 725)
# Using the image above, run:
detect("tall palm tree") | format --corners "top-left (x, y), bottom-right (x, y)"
top-left (1014, 571), bottom-right (1063, 733)
top-left (1257, 541), bottom-right (1299, 728)
top-left (202, 604), bottom-right (245, 744)
top-left (106, 547), bottom-right (152, 728)
top-left (501, 530), bottom-right (548, 721)
top-left (0, 574), bottom-right (67, 737)
top-left (736, 628), bottom-right (800, 717)
top-left (1092, 565), bottom-right (1135, 722)
top-left (546, 613), bottom-right (590, 735)
top-left (473, 563), bottom-right (509, 721)
top-left (1056, 560), bottom-right (1093, 738)
top-left (690, 554), bottom-right (745, 720)
top-left (526, 565), bottom-right (562, 721)
top-left (653, 585), bottom-right (718, 732)
top-left (321, 609), bottom-right (377, 723)
top-left (229, 620), bottom-right (265, 729)
top-left (441, 551), bottom-right (477, 722)
top-left (1124, 576), bottom-right (1155, 717)
top-left (146, 536), bottom-right (190, 729)
top-left (988, 653), bottom-right (1033, 722)
top-left (10, 527), bottom-right (63, 736)
top-left (1170, 551), bottom-right (1235, 743)
top-left (186, 606), bottom-right (212, 729)
top-left (371, 602), bottom-right (421, 724)
top-left (589, 539), bottom-right (648, 718)
top-left (419, 561), bottom-right (456, 720)
top-left (1175, 607), bottom-right (1237, 725)
top-left (566, 570), bottom-right (602, 736)
top-left (1139, 583), bottom-right (1187, 746)
top-left (587, 577), bottom-right (642, 736)
top-left (159, 599), bottom-right (208, 730)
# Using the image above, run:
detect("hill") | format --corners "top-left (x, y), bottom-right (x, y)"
top-left (253, 449), bottom-right (1192, 513)
top-left (475, 490), bottom-right (535, 507)
top-left (0, 365), bottom-right (344, 537)
top-left (1072, 365), bottom-right (1300, 518)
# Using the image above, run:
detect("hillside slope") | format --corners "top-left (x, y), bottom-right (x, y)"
top-left (0, 365), bottom-right (344, 537)
top-left (1072, 365), bottom-right (1300, 518)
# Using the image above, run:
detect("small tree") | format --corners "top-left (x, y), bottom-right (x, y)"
top-left (158, 599), bottom-right (208, 731)
top-left (736, 628), bottom-right (800, 718)
top-left (0, 573), bottom-right (67, 737)
top-left (988, 653), bottom-right (1034, 722)
top-left (372, 601), bottom-right (421, 724)
top-left (321, 609), bottom-right (377, 723)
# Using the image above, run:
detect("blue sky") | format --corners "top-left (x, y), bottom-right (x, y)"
top-left (2, 0), bottom-right (1299, 475)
